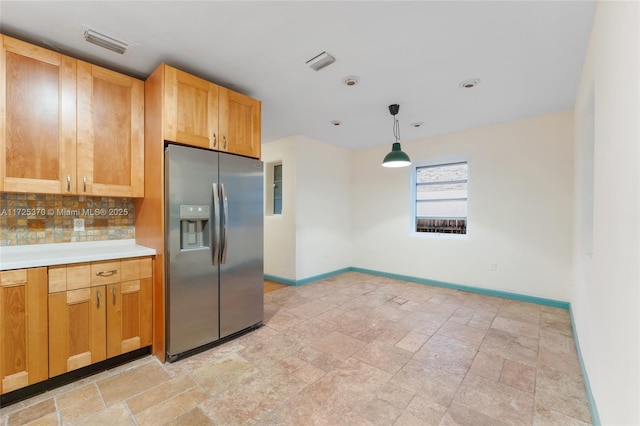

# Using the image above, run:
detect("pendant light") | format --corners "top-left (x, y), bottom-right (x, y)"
top-left (382, 104), bottom-right (411, 168)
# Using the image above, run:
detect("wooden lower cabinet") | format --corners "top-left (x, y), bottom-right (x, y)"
top-left (0, 268), bottom-right (48, 394)
top-left (48, 286), bottom-right (106, 377)
top-left (106, 278), bottom-right (152, 358)
top-left (48, 257), bottom-right (153, 377)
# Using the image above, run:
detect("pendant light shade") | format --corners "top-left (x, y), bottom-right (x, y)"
top-left (382, 104), bottom-right (411, 168)
top-left (382, 142), bottom-right (411, 167)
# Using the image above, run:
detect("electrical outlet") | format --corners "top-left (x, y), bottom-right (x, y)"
top-left (490, 262), bottom-right (498, 271)
top-left (74, 218), bottom-right (85, 231)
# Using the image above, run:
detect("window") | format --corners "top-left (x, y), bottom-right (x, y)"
top-left (273, 163), bottom-right (282, 215)
top-left (265, 162), bottom-right (283, 216)
top-left (414, 161), bottom-right (468, 235)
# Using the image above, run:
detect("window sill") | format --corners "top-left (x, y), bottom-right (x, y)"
top-left (410, 232), bottom-right (469, 240)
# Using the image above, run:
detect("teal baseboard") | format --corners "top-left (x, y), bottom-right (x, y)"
top-left (349, 267), bottom-right (570, 310)
top-left (263, 274), bottom-right (297, 286)
top-left (266, 267), bottom-right (569, 309)
top-left (569, 307), bottom-right (601, 425)
top-left (264, 268), bottom-right (351, 286)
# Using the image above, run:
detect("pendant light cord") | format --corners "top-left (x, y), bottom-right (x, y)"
top-left (393, 115), bottom-right (401, 143)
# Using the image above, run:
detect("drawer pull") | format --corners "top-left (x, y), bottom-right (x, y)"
top-left (96, 270), bottom-right (118, 277)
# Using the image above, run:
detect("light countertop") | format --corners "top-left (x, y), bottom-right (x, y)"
top-left (0, 239), bottom-right (156, 271)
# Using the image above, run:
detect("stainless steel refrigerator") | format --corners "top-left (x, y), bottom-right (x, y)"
top-left (165, 144), bottom-right (263, 361)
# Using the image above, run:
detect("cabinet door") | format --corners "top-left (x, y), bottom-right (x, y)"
top-left (163, 65), bottom-right (219, 149)
top-left (49, 286), bottom-right (106, 377)
top-left (0, 268), bottom-right (48, 394)
top-left (219, 87), bottom-right (261, 159)
top-left (0, 35), bottom-right (77, 194)
top-left (106, 278), bottom-right (152, 358)
top-left (77, 61), bottom-right (144, 197)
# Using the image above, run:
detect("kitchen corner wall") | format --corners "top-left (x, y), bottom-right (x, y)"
top-left (571, 1), bottom-right (640, 424)
top-left (0, 193), bottom-right (135, 246)
top-left (262, 135), bottom-right (353, 281)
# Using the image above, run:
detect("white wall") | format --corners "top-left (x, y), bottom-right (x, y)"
top-left (351, 111), bottom-right (574, 301)
top-left (572, 2), bottom-right (640, 424)
top-left (262, 136), bottom-right (297, 281)
top-left (295, 137), bottom-right (352, 280)
top-left (263, 135), bottom-right (352, 281)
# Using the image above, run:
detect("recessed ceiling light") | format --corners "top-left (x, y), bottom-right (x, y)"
top-left (343, 76), bottom-right (360, 86)
top-left (410, 122), bottom-right (424, 128)
top-left (331, 120), bottom-right (342, 126)
top-left (459, 78), bottom-right (481, 89)
top-left (306, 51), bottom-right (336, 71)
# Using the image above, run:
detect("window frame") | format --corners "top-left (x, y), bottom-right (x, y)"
top-left (265, 161), bottom-right (283, 216)
top-left (273, 163), bottom-right (283, 215)
top-left (410, 158), bottom-right (469, 238)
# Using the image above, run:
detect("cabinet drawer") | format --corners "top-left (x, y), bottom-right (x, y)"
top-left (91, 261), bottom-right (121, 286)
top-left (0, 269), bottom-right (27, 286)
top-left (49, 258), bottom-right (152, 292)
top-left (48, 263), bottom-right (91, 293)
top-left (120, 257), bottom-right (152, 281)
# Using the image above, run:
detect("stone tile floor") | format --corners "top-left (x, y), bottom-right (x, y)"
top-left (0, 272), bottom-right (591, 425)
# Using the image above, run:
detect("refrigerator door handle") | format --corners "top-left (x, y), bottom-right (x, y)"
top-left (212, 183), bottom-right (220, 266)
top-left (220, 183), bottom-right (229, 264)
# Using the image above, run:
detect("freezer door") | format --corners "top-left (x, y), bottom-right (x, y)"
top-left (166, 144), bottom-right (220, 357)
top-left (219, 153), bottom-right (264, 338)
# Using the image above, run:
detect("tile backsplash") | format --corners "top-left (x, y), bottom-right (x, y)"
top-left (0, 193), bottom-right (135, 246)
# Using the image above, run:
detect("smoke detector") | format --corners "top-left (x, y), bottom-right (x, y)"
top-left (343, 76), bottom-right (360, 86)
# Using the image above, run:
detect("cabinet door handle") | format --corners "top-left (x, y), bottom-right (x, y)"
top-left (67, 175), bottom-right (71, 192)
top-left (112, 287), bottom-right (116, 305)
top-left (97, 290), bottom-right (101, 308)
top-left (83, 176), bottom-right (87, 192)
top-left (223, 136), bottom-right (227, 149)
top-left (96, 270), bottom-right (118, 277)
top-left (213, 133), bottom-right (217, 147)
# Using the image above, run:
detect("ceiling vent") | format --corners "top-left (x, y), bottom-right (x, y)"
top-left (84, 29), bottom-right (128, 54)
top-left (306, 51), bottom-right (336, 71)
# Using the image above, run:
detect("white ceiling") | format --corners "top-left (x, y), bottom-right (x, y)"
top-left (0, 1), bottom-right (596, 150)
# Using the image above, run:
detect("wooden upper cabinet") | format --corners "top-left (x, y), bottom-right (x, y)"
top-left (0, 268), bottom-right (48, 394)
top-left (0, 35), bottom-right (77, 194)
top-left (163, 65), bottom-right (219, 149)
top-left (219, 87), bottom-right (261, 159)
top-left (0, 35), bottom-right (144, 196)
top-left (158, 63), bottom-right (261, 158)
top-left (77, 61), bottom-right (144, 197)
